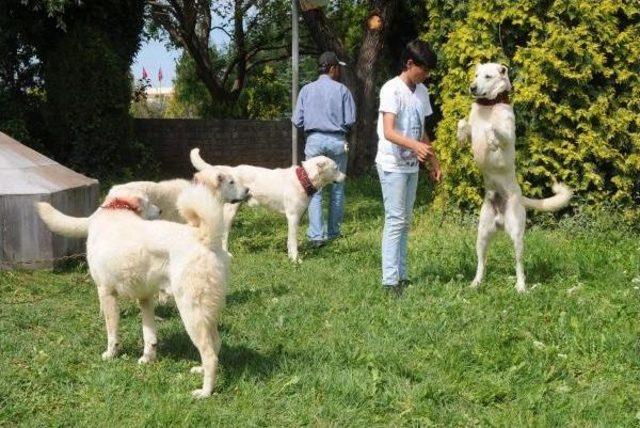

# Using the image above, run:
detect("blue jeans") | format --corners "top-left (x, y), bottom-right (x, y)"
top-left (376, 164), bottom-right (419, 286)
top-left (304, 132), bottom-right (348, 242)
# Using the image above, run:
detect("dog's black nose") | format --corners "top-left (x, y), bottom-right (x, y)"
top-left (470, 83), bottom-right (477, 94)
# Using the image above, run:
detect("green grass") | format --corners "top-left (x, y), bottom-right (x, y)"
top-left (1, 176), bottom-right (639, 426)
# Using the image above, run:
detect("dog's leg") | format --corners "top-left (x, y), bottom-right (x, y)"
top-left (138, 298), bottom-right (158, 364)
top-left (173, 295), bottom-right (218, 399)
top-left (491, 120), bottom-right (515, 146)
top-left (222, 203), bottom-right (240, 252)
top-left (505, 198), bottom-right (527, 293)
top-left (286, 211), bottom-right (301, 262)
top-left (471, 200), bottom-right (498, 289)
top-left (191, 331), bottom-right (221, 374)
top-left (457, 118), bottom-right (471, 144)
top-left (98, 290), bottom-right (120, 360)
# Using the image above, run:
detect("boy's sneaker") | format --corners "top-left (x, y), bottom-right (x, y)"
top-left (309, 240), bottom-right (326, 248)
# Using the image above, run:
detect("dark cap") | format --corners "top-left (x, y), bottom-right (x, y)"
top-left (319, 51), bottom-right (346, 67)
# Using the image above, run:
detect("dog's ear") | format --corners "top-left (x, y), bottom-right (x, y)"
top-left (500, 64), bottom-right (508, 75)
top-left (193, 171), bottom-right (209, 187)
top-left (216, 172), bottom-right (226, 185)
top-left (315, 158), bottom-right (328, 170)
top-left (194, 170), bottom-right (225, 189)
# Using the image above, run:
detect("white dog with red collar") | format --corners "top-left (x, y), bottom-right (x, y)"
top-left (190, 148), bottom-right (346, 262)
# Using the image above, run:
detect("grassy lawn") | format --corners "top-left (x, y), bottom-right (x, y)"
top-left (1, 175), bottom-right (639, 426)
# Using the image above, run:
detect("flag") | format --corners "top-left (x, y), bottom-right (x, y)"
top-left (142, 67), bottom-right (148, 80)
top-left (158, 67), bottom-right (163, 82)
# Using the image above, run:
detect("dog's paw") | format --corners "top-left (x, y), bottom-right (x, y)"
top-left (484, 126), bottom-right (499, 151)
top-left (457, 119), bottom-right (470, 143)
top-left (469, 279), bottom-right (482, 289)
top-left (138, 354), bottom-right (156, 364)
top-left (515, 281), bottom-right (527, 294)
top-left (289, 254), bottom-right (302, 264)
top-left (190, 366), bottom-right (204, 374)
top-left (101, 349), bottom-right (117, 360)
top-left (191, 388), bottom-right (212, 399)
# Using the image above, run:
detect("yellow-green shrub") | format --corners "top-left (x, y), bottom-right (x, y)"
top-left (422, 0), bottom-right (640, 218)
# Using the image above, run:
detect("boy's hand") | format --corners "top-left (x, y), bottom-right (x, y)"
top-left (413, 141), bottom-right (433, 162)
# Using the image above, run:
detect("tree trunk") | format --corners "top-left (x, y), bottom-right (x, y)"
top-left (300, 1), bottom-right (398, 175)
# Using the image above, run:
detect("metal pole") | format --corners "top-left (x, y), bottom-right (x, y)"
top-left (291, 0), bottom-right (299, 166)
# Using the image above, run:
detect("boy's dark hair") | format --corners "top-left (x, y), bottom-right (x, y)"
top-left (401, 39), bottom-right (437, 71)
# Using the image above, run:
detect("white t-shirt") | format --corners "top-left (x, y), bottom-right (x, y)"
top-left (375, 76), bottom-right (433, 173)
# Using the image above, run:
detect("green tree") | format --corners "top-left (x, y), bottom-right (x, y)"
top-left (148, 0), bottom-right (297, 115)
top-left (1, 0), bottom-right (147, 181)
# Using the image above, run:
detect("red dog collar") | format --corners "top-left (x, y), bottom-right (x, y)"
top-left (100, 198), bottom-right (139, 212)
top-left (295, 166), bottom-right (317, 196)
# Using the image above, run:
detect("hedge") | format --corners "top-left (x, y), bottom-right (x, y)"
top-left (422, 0), bottom-right (640, 218)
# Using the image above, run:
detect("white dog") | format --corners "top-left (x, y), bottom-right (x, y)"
top-left (38, 184), bottom-right (232, 398)
top-left (457, 62), bottom-right (572, 293)
top-left (190, 148), bottom-right (346, 262)
top-left (36, 168), bottom-right (249, 239)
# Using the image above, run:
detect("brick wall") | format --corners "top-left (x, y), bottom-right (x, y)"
top-left (134, 119), bottom-right (303, 178)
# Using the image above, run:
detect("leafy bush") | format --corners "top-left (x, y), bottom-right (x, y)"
top-left (422, 0), bottom-right (640, 219)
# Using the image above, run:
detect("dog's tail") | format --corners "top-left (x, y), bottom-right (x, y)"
top-left (177, 184), bottom-right (224, 248)
top-left (522, 182), bottom-right (572, 212)
top-left (190, 148), bottom-right (214, 171)
top-left (36, 202), bottom-right (90, 238)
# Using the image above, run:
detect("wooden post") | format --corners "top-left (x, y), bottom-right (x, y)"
top-left (291, 0), bottom-right (299, 166)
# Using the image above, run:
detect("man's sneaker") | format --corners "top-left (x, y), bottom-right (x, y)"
top-left (309, 240), bottom-right (326, 248)
top-left (383, 284), bottom-right (404, 297)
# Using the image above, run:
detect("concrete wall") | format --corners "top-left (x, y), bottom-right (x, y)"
top-left (134, 119), bottom-right (303, 178)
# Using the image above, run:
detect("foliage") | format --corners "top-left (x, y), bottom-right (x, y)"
top-left (0, 1), bottom-right (47, 151)
top-left (422, 0), bottom-right (640, 218)
top-left (147, 0), bottom-right (295, 116)
top-left (0, 1), bottom-right (155, 181)
top-left (1, 178), bottom-right (638, 425)
top-left (244, 65), bottom-right (291, 120)
top-left (39, 1), bottom-right (150, 181)
top-left (170, 50), bottom-right (318, 119)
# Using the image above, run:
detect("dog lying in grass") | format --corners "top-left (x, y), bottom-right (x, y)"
top-left (190, 148), bottom-right (346, 262)
top-left (39, 184), bottom-right (232, 398)
top-left (457, 62), bottom-right (572, 293)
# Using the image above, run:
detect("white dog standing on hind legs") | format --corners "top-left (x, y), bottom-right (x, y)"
top-left (457, 62), bottom-right (572, 293)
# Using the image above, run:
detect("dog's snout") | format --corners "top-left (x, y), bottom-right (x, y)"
top-left (470, 83), bottom-right (477, 94)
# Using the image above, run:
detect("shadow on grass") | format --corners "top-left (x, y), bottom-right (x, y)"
top-left (158, 328), bottom-right (285, 382)
top-left (526, 256), bottom-right (564, 283)
top-left (220, 344), bottom-right (286, 384)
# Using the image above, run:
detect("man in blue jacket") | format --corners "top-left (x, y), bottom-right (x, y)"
top-left (292, 51), bottom-right (356, 247)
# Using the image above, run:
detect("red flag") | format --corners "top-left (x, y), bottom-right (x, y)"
top-left (142, 67), bottom-right (148, 79)
top-left (158, 67), bottom-right (163, 82)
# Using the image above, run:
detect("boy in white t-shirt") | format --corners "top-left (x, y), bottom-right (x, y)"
top-left (376, 39), bottom-right (441, 296)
